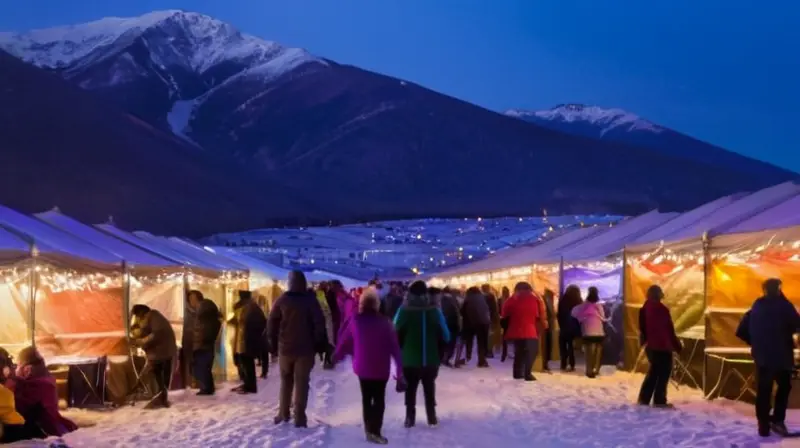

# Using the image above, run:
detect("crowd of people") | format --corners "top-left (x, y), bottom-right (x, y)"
top-left (0, 273), bottom-right (797, 444)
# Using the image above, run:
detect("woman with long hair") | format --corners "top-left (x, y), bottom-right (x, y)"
top-left (572, 287), bottom-right (607, 378)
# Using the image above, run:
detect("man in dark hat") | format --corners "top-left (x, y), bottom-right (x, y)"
top-left (131, 304), bottom-right (177, 408)
top-left (737, 278), bottom-right (800, 437)
top-left (230, 290), bottom-right (267, 394)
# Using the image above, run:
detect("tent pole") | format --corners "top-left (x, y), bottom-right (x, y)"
top-left (622, 246), bottom-right (629, 370)
top-left (122, 262), bottom-right (131, 338)
top-left (28, 243), bottom-right (38, 349)
top-left (701, 231), bottom-right (710, 395)
top-left (558, 256), bottom-right (564, 296)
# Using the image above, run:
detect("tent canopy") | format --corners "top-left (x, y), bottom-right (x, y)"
top-left (560, 210), bottom-right (679, 263)
top-left (0, 204), bottom-right (121, 269)
top-left (726, 194), bottom-right (800, 234)
top-left (629, 182), bottom-right (800, 255)
top-left (156, 236), bottom-right (248, 273)
top-left (96, 224), bottom-right (219, 274)
top-left (630, 194), bottom-right (745, 247)
top-left (209, 247), bottom-right (291, 281)
top-left (36, 211), bottom-right (178, 270)
top-left (433, 226), bottom-right (607, 279)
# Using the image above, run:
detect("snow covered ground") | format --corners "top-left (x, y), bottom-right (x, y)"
top-left (14, 359), bottom-right (800, 447)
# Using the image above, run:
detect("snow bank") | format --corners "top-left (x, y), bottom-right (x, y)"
top-left (15, 360), bottom-right (799, 447)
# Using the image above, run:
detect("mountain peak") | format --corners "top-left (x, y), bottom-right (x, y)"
top-left (506, 104), bottom-right (663, 136)
top-left (0, 10), bottom-right (320, 74)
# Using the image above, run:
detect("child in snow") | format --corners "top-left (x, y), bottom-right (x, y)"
top-left (333, 288), bottom-right (403, 444)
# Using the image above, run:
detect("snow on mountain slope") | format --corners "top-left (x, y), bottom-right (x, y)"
top-left (0, 9), bottom-right (322, 80)
top-left (506, 104), bottom-right (663, 136)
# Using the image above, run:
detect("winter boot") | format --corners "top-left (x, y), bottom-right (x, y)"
top-left (404, 407), bottom-right (416, 428)
top-left (770, 421), bottom-right (790, 437)
top-left (366, 433), bottom-right (389, 444)
top-left (426, 404), bottom-right (438, 427)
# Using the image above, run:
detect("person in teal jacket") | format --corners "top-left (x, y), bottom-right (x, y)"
top-left (393, 280), bottom-right (450, 428)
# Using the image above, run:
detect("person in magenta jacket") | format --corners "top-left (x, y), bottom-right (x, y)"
top-left (333, 287), bottom-right (403, 444)
top-left (337, 289), bottom-right (359, 339)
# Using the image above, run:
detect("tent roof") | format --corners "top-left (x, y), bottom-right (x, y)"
top-left (726, 193), bottom-right (800, 234)
top-left (130, 233), bottom-right (246, 272)
top-left (434, 225), bottom-right (607, 277)
top-left (210, 247), bottom-right (291, 281)
top-left (36, 211), bottom-right (178, 268)
top-left (0, 226), bottom-right (29, 253)
top-left (0, 204), bottom-right (121, 266)
top-left (96, 224), bottom-right (217, 270)
top-left (630, 194), bottom-right (745, 245)
top-left (306, 270), bottom-right (362, 290)
top-left (560, 210), bottom-right (680, 262)
top-left (631, 182), bottom-right (800, 249)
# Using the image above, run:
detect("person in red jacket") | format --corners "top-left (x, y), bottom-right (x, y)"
top-left (637, 285), bottom-right (682, 408)
top-left (501, 282), bottom-right (544, 381)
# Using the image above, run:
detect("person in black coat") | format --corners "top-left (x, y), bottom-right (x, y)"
top-left (557, 285), bottom-right (583, 372)
top-left (439, 287), bottom-right (462, 367)
top-left (461, 287), bottom-right (491, 368)
top-left (187, 290), bottom-right (222, 395)
top-left (736, 278), bottom-right (800, 437)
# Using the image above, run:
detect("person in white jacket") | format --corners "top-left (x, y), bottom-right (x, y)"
top-left (572, 287), bottom-right (607, 378)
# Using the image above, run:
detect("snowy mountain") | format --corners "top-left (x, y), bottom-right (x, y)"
top-left (1, 11), bottom-right (797, 231)
top-left (506, 104), bottom-right (791, 177)
top-left (506, 104), bottom-right (663, 136)
top-left (0, 10), bottom-right (325, 141)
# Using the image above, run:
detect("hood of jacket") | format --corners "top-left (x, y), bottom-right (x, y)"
top-left (403, 292), bottom-right (434, 309)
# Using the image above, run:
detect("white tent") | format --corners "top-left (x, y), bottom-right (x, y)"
top-left (630, 182), bottom-right (800, 250)
top-left (210, 246), bottom-right (290, 278)
top-left (37, 210), bottom-right (177, 269)
top-left (629, 194), bottom-right (745, 246)
top-left (434, 226), bottom-right (607, 278)
top-left (726, 193), bottom-right (800, 234)
top-left (560, 210), bottom-right (679, 263)
top-left (37, 211), bottom-right (185, 339)
top-left (0, 227), bottom-right (34, 352)
top-left (0, 205), bottom-right (125, 360)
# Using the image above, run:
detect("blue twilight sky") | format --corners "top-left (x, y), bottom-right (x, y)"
top-left (2, 0), bottom-right (799, 171)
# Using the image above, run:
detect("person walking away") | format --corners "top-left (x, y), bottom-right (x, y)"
top-left (187, 290), bottom-right (222, 395)
top-left (481, 284), bottom-right (501, 359)
top-left (637, 285), bottom-right (682, 408)
top-left (736, 279), bottom-right (800, 437)
top-left (256, 293), bottom-right (272, 379)
top-left (269, 271), bottom-right (327, 428)
top-left (394, 280), bottom-right (451, 427)
top-left (541, 289), bottom-right (556, 372)
top-left (439, 287), bottom-right (462, 367)
top-left (131, 304), bottom-right (177, 408)
top-left (315, 286), bottom-right (336, 369)
top-left (461, 287), bottom-right (492, 367)
top-left (326, 281), bottom-right (343, 345)
top-left (231, 291), bottom-right (267, 394)
top-left (498, 286), bottom-right (511, 362)
top-left (572, 287), bottom-right (607, 378)
top-left (383, 283), bottom-right (405, 320)
top-left (501, 282), bottom-right (542, 381)
top-left (333, 288), bottom-right (403, 444)
top-left (557, 285), bottom-right (583, 372)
